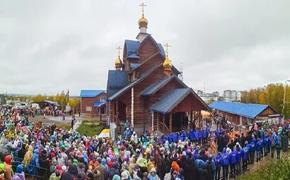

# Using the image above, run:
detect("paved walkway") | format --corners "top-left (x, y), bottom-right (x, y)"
top-left (73, 119), bottom-right (82, 131)
top-left (32, 115), bottom-right (84, 131)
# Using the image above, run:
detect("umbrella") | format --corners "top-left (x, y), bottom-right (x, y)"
top-left (97, 129), bottom-right (110, 138)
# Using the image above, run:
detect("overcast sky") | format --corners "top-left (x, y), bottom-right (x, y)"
top-left (0, 0), bottom-right (289, 96)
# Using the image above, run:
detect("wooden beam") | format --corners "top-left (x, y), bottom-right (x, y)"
top-left (187, 111), bottom-right (190, 130)
top-left (169, 113), bottom-right (173, 132)
top-left (108, 101), bottom-right (111, 125)
top-left (114, 102), bottom-right (117, 122)
top-left (156, 112), bottom-right (159, 132)
top-left (116, 101), bottom-right (119, 123)
top-left (162, 114), bottom-right (165, 132)
top-left (131, 87), bottom-right (134, 128)
top-left (151, 111), bottom-right (154, 133)
top-left (190, 111), bottom-right (193, 130)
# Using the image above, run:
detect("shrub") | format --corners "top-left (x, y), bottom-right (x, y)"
top-left (77, 121), bottom-right (103, 136)
top-left (238, 154), bottom-right (290, 180)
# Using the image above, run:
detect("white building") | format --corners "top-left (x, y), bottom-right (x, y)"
top-left (223, 90), bottom-right (241, 102)
top-left (196, 90), bottom-right (241, 104)
top-left (196, 90), bottom-right (220, 104)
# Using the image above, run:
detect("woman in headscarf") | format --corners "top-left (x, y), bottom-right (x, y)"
top-left (147, 167), bottom-right (160, 180)
top-left (147, 156), bottom-right (156, 173)
top-left (0, 161), bottom-right (5, 180)
top-left (136, 153), bottom-right (148, 175)
top-left (12, 164), bottom-right (25, 180)
top-left (23, 145), bottom-right (33, 167)
top-left (4, 155), bottom-right (13, 180)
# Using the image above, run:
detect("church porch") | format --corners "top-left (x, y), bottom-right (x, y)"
top-left (150, 88), bottom-right (208, 134)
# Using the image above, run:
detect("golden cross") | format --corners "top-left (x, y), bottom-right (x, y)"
top-left (116, 46), bottom-right (122, 57)
top-left (139, 0), bottom-right (147, 17)
top-left (164, 43), bottom-right (171, 57)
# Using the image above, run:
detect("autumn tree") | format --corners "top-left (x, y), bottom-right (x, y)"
top-left (68, 98), bottom-right (80, 114)
top-left (32, 94), bottom-right (46, 103)
top-left (241, 83), bottom-right (290, 118)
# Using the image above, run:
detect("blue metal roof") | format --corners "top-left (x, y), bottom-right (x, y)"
top-left (93, 101), bottom-right (106, 107)
top-left (125, 40), bottom-right (140, 58)
top-left (108, 64), bottom-right (161, 101)
top-left (128, 54), bottom-right (140, 59)
top-left (130, 63), bottom-right (141, 69)
top-left (107, 70), bottom-right (129, 97)
top-left (124, 39), bottom-right (165, 59)
top-left (80, 90), bottom-right (105, 98)
top-left (209, 101), bottom-right (270, 119)
top-left (140, 76), bottom-right (174, 96)
top-left (151, 88), bottom-right (192, 113)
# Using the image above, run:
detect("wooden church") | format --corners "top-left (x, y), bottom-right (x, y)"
top-left (106, 3), bottom-right (208, 134)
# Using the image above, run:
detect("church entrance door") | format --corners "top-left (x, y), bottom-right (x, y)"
top-left (172, 112), bottom-right (188, 132)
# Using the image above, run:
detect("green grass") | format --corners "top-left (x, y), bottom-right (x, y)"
top-left (76, 121), bottom-right (104, 136)
top-left (238, 153), bottom-right (290, 180)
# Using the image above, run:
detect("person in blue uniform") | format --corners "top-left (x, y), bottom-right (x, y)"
top-left (235, 144), bottom-right (242, 175)
top-left (168, 133), bottom-right (174, 143)
top-left (248, 139), bottom-right (256, 164)
top-left (241, 142), bottom-right (249, 173)
top-left (197, 130), bottom-right (203, 144)
top-left (194, 130), bottom-right (200, 143)
top-left (229, 148), bottom-right (237, 178)
top-left (215, 152), bottom-right (222, 180)
top-left (256, 138), bottom-right (263, 162)
top-left (189, 130), bottom-right (195, 142)
top-left (221, 148), bottom-right (229, 180)
top-left (202, 128), bottom-right (208, 144)
top-left (123, 128), bottom-right (131, 140)
top-left (208, 156), bottom-right (216, 180)
top-left (263, 135), bottom-right (271, 156)
top-left (180, 130), bottom-right (187, 141)
top-left (273, 132), bottom-right (282, 159)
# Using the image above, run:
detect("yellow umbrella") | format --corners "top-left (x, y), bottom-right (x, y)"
top-left (97, 129), bottom-right (110, 138)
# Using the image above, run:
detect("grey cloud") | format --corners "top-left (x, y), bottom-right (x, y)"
top-left (0, 0), bottom-right (289, 95)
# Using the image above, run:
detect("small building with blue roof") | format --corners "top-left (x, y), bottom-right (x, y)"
top-left (209, 101), bottom-right (277, 127)
top-left (80, 90), bottom-right (106, 118)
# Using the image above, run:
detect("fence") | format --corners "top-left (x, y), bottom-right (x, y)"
top-left (12, 158), bottom-right (49, 180)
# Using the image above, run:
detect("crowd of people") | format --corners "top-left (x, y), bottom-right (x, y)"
top-left (0, 105), bottom-right (289, 180)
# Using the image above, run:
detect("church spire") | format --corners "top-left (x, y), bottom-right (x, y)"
top-left (138, 0), bottom-right (148, 33)
top-left (115, 46), bottom-right (123, 70)
top-left (163, 43), bottom-right (173, 76)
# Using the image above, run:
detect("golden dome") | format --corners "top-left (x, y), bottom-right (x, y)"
top-left (115, 56), bottom-right (122, 69)
top-left (138, 15), bottom-right (148, 28)
top-left (163, 56), bottom-right (172, 71)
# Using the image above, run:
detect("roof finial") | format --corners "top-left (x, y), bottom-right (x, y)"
top-left (116, 46), bottom-right (122, 57)
top-left (164, 43), bottom-right (171, 57)
top-left (138, 0), bottom-right (148, 31)
top-left (115, 46), bottom-right (122, 70)
top-left (163, 42), bottom-right (173, 76)
top-left (139, 0), bottom-right (146, 17)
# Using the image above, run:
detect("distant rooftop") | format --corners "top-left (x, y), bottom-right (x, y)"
top-left (80, 90), bottom-right (105, 98)
top-left (209, 101), bottom-right (273, 119)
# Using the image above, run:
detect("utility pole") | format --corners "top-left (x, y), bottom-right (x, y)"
top-left (179, 62), bottom-right (183, 81)
top-left (282, 80), bottom-right (290, 119)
